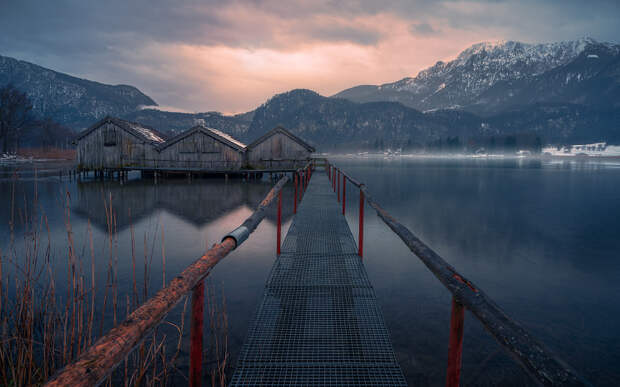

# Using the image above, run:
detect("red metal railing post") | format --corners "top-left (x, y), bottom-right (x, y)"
top-left (294, 173), bottom-right (298, 214)
top-left (189, 280), bottom-right (205, 387)
top-left (337, 170), bottom-right (340, 202)
top-left (298, 172), bottom-right (303, 203)
top-left (342, 177), bottom-right (346, 215)
top-left (277, 190), bottom-right (282, 255)
top-left (358, 188), bottom-right (364, 258)
top-left (446, 298), bottom-right (465, 387)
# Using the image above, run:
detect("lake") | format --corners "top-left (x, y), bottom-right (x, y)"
top-left (1, 157), bottom-right (619, 386)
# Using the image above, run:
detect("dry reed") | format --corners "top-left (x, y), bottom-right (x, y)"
top-left (0, 171), bottom-right (233, 386)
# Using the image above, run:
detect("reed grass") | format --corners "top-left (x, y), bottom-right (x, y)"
top-left (0, 172), bottom-right (230, 386)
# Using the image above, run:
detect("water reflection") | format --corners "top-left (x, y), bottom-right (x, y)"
top-left (73, 177), bottom-right (296, 231)
top-left (2, 158), bottom-right (619, 385)
top-left (334, 156), bottom-right (620, 386)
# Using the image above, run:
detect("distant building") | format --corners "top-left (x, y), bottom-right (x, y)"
top-left (74, 119), bottom-right (315, 173)
top-left (156, 125), bottom-right (246, 170)
top-left (75, 117), bottom-right (166, 170)
top-left (246, 126), bottom-right (315, 169)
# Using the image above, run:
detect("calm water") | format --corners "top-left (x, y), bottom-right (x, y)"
top-left (2, 157), bottom-right (619, 385)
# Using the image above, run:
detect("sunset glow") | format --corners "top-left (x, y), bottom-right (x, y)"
top-left (1, 0), bottom-right (618, 112)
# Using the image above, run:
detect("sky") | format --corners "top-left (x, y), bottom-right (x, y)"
top-left (1, 0), bottom-right (619, 114)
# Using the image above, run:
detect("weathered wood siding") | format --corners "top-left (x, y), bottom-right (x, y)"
top-left (157, 131), bottom-right (243, 170)
top-left (77, 122), bottom-right (158, 169)
top-left (247, 132), bottom-right (311, 169)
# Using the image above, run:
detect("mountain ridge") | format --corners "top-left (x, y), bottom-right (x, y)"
top-left (333, 37), bottom-right (620, 114)
top-left (2, 37), bottom-right (619, 151)
top-left (0, 54), bottom-right (157, 129)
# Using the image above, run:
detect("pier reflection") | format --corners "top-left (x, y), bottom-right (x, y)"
top-left (73, 177), bottom-right (296, 232)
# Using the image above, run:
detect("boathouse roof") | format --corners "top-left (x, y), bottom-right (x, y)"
top-left (75, 116), bottom-right (167, 144)
top-left (247, 126), bottom-right (315, 152)
top-left (157, 125), bottom-right (246, 152)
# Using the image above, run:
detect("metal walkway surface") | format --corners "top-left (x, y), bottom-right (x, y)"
top-left (230, 171), bottom-right (407, 386)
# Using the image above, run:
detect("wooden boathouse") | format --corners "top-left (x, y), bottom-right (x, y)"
top-left (75, 116), bottom-right (166, 170)
top-left (156, 125), bottom-right (246, 171)
top-left (74, 118), bottom-right (316, 175)
top-left (246, 126), bottom-right (315, 169)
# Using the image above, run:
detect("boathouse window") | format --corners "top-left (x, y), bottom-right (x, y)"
top-left (103, 126), bottom-right (117, 146)
top-left (179, 137), bottom-right (196, 153)
top-left (273, 137), bottom-right (282, 158)
top-left (201, 137), bottom-right (219, 153)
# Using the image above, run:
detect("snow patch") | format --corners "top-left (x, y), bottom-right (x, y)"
top-left (206, 128), bottom-right (246, 149)
top-left (128, 123), bottom-right (165, 143)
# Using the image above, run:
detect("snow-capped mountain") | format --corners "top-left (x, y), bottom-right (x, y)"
top-left (0, 54), bottom-right (157, 129)
top-left (334, 38), bottom-right (620, 113)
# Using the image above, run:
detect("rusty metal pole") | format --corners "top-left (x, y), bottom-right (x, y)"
top-left (446, 298), bottom-right (465, 387)
top-left (358, 188), bottom-right (364, 258)
top-left (342, 177), bottom-right (346, 215)
top-left (277, 190), bottom-right (282, 255)
top-left (189, 280), bottom-right (205, 387)
top-left (294, 173), bottom-right (298, 214)
top-left (337, 170), bottom-right (340, 202)
top-left (298, 172), bottom-right (303, 203)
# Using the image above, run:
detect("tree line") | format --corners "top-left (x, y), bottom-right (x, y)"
top-left (365, 133), bottom-right (545, 154)
top-left (0, 84), bottom-right (72, 154)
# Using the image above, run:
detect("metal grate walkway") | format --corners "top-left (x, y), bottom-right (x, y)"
top-left (230, 170), bottom-right (407, 386)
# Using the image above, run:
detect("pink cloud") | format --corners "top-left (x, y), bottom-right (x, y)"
top-left (109, 12), bottom-right (494, 113)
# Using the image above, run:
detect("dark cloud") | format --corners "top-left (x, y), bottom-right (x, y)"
top-left (0, 0), bottom-right (618, 112)
top-left (410, 23), bottom-right (439, 36)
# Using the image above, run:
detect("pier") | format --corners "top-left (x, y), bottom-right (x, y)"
top-left (45, 160), bottom-right (587, 386)
top-left (230, 168), bottom-right (406, 385)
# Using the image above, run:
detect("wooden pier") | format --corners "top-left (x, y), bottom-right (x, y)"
top-left (45, 160), bottom-right (588, 387)
top-left (230, 169), bottom-right (406, 385)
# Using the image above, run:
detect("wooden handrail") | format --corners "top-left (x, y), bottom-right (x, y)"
top-left (327, 161), bottom-right (589, 386)
top-left (45, 174), bottom-right (292, 387)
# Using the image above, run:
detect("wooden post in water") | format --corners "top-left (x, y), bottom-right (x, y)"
top-left (190, 280), bottom-right (205, 387)
top-left (446, 298), bottom-right (465, 387)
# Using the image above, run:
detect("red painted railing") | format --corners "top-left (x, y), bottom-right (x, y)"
top-left (325, 160), bottom-right (587, 387)
top-left (45, 162), bottom-right (314, 387)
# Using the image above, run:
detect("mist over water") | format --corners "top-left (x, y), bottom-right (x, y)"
top-left (1, 157), bottom-right (619, 385)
